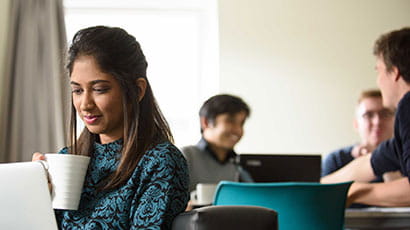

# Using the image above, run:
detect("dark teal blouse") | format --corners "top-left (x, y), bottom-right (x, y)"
top-left (56, 140), bottom-right (189, 229)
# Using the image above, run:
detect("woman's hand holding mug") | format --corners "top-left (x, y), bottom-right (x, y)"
top-left (32, 152), bottom-right (52, 192)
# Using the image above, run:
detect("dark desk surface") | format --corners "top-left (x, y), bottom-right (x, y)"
top-left (345, 207), bottom-right (410, 230)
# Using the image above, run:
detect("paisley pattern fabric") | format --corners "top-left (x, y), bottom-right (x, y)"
top-left (55, 140), bottom-right (189, 230)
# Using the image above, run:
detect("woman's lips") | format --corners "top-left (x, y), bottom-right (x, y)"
top-left (84, 115), bottom-right (100, 125)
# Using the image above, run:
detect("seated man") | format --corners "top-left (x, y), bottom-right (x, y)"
top-left (322, 27), bottom-right (410, 207)
top-left (322, 89), bottom-right (394, 177)
top-left (182, 94), bottom-right (251, 193)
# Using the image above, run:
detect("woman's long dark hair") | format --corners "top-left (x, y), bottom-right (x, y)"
top-left (67, 26), bottom-right (173, 190)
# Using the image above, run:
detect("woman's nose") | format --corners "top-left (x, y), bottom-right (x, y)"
top-left (80, 93), bottom-right (95, 111)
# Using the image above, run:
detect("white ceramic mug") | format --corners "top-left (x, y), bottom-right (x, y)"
top-left (190, 183), bottom-right (217, 205)
top-left (41, 154), bottom-right (90, 210)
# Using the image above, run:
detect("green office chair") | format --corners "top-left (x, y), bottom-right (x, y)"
top-left (213, 181), bottom-right (352, 230)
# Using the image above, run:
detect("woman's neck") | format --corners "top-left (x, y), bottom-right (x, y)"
top-left (99, 134), bottom-right (123, 144)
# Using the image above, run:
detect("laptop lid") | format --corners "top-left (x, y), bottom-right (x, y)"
top-left (238, 154), bottom-right (321, 183)
top-left (0, 161), bottom-right (58, 230)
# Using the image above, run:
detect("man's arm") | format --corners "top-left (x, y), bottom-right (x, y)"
top-left (348, 177), bottom-right (410, 206)
top-left (383, 170), bottom-right (404, 182)
top-left (321, 154), bottom-right (376, 183)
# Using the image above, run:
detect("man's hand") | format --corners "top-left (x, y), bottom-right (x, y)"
top-left (351, 144), bottom-right (371, 158)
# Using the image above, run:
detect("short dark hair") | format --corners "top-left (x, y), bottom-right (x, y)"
top-left (357, 89), bottom-right (382, 104)
top-left (199, 94), bottom-right (250, 130)
top-left (373, 27), bottom-right (410, 83)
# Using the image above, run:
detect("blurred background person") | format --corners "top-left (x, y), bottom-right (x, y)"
top-left (322, 89), bottom-right (395, 177)
top-left (181, 94), bottom-right (251, 193)
top-left (322, 28), bottom-right (410, 207)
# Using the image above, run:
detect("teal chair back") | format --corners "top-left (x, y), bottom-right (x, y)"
top-left (213, 181), bottom-right (352, 230)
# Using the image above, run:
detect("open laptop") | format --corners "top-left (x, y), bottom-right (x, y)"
top-left (238, 154), bottom-right (321, 183)
top-left (0, 161), bottom-right (58, 230)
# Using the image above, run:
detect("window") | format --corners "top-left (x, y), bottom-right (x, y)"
top-left (64, 0), bottom-right (219, 147)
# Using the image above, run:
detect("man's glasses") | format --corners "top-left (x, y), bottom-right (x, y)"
top-left (361, 109), bottom-right (395, 120)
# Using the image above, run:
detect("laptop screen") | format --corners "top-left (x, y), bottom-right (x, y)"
top-left (238, 154), bottom-right (322, 183)
top-left (0, 161), bottom-right (58, 230)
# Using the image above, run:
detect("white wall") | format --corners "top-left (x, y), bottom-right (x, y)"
top-left (219, 0), bottom-right (410, 155)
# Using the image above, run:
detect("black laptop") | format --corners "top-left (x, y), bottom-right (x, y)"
top-left (238, 154), bottom-right (322, 183)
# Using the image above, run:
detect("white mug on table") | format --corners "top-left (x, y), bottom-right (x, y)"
top-left (190, 183), bottom-right (217, 205)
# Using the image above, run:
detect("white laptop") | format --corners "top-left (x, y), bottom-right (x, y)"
top-left (0, 161), bottom-right (58, 230)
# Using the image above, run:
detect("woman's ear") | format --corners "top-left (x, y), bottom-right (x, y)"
top-left (136, 78), bottom-right (147, 102)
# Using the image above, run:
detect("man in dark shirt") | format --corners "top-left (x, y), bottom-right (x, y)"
top-left (322, 27), bottom-right (410, 206)
top-left (322, 89), bottom-right (394, 177)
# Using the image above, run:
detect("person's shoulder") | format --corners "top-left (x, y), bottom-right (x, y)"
top-left (323, 145), bottom-right (354, 164)
top-left (148, 141), bottom-right (180, 154)
top-left (136, 142), bottom-right (189, 186)
top-left (402, 91), bottom-right (410, 102)
top-left (180, 145), bottom-right (200, 156)
top-left (397, 91), bottom-right (410, 116)
top-left (322, 145), bottom-right (354, 176)
top-left (326, 145), bottom-right (353, 158)
top-left (145, 141), bottom-right (186, 164)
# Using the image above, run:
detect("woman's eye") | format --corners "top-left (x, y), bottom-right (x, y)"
top-left (94, 88), bottom-right (109, 94)
top-left (71, 89), bottom-right (83, 95)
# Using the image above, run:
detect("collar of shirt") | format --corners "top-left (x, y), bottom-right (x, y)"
top-left (196, 137), bottom-right (237, 165)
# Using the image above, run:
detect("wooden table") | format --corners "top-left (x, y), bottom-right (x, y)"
top-left (345, 207), bottom-right (410, 230)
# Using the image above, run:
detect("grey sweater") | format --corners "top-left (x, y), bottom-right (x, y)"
top-left (181, 139), bottom-right (239, 192)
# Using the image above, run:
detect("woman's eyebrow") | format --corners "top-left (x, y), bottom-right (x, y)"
top-left (70, 80), bottom-right (110, 86)
top-left (90, 80), bottom-right (110, 85)
top-left (70, 81), bottom-right (80, 86)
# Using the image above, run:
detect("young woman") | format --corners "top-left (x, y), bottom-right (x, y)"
top-left (33, 26), bottom-right (189, 229)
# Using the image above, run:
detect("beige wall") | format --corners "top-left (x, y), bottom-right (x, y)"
top-left (219, 0), bottom-right (410, 155)
top-left (0, 1), bottom-right (409, 156)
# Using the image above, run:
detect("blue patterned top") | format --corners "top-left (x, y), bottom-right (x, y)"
top-left (55, 140), bottom-right (189, 229)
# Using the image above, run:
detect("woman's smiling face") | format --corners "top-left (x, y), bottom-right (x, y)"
top-left (70, 55), bottom-right (125, 144)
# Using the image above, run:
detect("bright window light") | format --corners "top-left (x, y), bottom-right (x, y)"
top-left (64, 0), bottom-right (219, 147)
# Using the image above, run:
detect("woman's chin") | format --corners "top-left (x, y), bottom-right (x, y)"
top-left (85, 126), bottom-right (102, 135)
